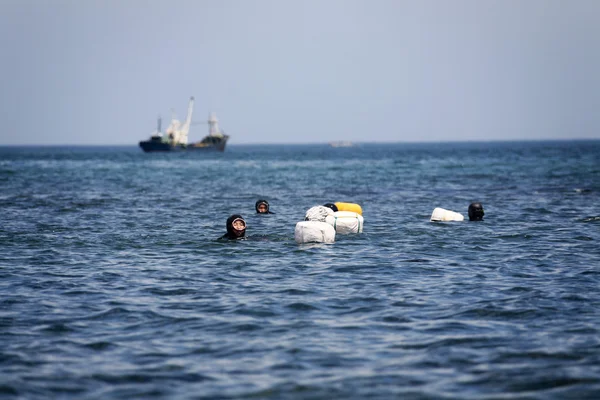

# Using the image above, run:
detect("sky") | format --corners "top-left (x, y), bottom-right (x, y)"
top-left (1, 0), bottom-right (599, 145)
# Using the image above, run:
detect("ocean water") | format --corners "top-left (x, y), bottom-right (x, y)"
top-left (1, 141), bottom-right (599, 399)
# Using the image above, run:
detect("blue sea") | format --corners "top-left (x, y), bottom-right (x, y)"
top-left (1, 141), bottom-right (599, 399)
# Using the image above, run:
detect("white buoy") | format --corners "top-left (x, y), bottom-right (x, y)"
top-left (294, 221), bottom-right (336, 244)
top-left (325, 211), bottom-right (364, 234)
top-left (430, 207), bottom-right (464, 222)
top-left (304, 206), bottom-right (334, 222)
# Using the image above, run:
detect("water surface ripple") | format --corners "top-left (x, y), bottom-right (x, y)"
top-left (1, 142), bottom-right (599, 399)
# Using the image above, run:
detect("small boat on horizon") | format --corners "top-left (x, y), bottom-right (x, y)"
top-left (329, 141), bottom-right (354, 148)
top-left (139, 96), bottom-right (229, 152)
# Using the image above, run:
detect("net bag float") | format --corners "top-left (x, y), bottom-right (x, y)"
top-left (430, 207), bottom-right (464, 222)
top-left (326, 211), bottom-right (364, 234)
top-left (304, 206), bottom-right (334, 222)
top-left (294, 221), bottom-right (336, 244)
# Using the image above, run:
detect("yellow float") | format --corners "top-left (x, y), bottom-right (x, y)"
top-left (334, 202), bottom-right (362, 215)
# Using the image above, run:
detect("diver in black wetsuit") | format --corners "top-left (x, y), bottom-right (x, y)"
top-left (255, 199), bottom-right (274, 214)
top-left (323, 203), bottom-right (338, 212)
top-left (220, 214), bottom-right (247, 240)
top-left (468, 202), bottom-right (485, 221)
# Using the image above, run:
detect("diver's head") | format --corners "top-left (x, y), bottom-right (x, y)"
top-left (226, 214), bottom-right (246, 237)
top-left (255, 199), bottom-right (270, 214)
top-left (468, 202), bottom-right (484, 221)
top-left (323, 203), bottom-right (338, 212)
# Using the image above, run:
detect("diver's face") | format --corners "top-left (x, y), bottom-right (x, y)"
top-left (231, 218), bottom-right (246, 235)
top-left (469, 207), bottom-right (484, 221)
top-left (257, 204), bottom-right (268, 213)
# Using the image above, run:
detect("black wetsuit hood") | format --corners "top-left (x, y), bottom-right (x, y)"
top-left (255, 199), bottom-right (274, 214)
top-left (323, 203), bottom-right (338, 212)
top-left (468, 202), bottom-right (484, 221)
top-left (221, 214), bottom-right (246, 239)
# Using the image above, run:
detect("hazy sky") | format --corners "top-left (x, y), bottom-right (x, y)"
top-left (1, 0), bottom-right (599, 145)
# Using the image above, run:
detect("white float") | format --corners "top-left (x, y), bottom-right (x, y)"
top-left (304, 206), bottom-right (334, 222)
top-left (430, 207), bottom-right (464, 222)
top-left (294, 221), bottom-right (336, 244)
top-left (326, 211), bottom-right (364, 234)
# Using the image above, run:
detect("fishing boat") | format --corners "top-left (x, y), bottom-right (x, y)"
top-left (139, 96), bottom-right (229, 152)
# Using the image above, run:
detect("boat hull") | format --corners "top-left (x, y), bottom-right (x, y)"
top-left (139, 136), bottom-right (228, 152)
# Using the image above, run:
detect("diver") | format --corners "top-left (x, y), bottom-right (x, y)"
top-left (468, 202), bottom-right (485, 221)
top-left (255, 199), bottom-right (274, 214)
top-left (323, 203), bottom-right (338, 212)
top-left (220, 214), bottom-right (247, 240)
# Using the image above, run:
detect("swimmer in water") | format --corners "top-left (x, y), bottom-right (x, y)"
top-left (255, 199), bottom-right (274, 214)
top-left (220, 214), bottom-right (247, 240)
top-left (468, 202), bottom-right (484, 221)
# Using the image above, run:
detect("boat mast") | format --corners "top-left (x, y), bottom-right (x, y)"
top-left (208, 112), bottom-right (220, 136)
top-left (180, 96), bottom-right (194, 145)
top-left (166, 108), bottom-right (180, 144)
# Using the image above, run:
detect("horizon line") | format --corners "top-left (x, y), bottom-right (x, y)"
top-left (1, 138), bottom-right (599, 147)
